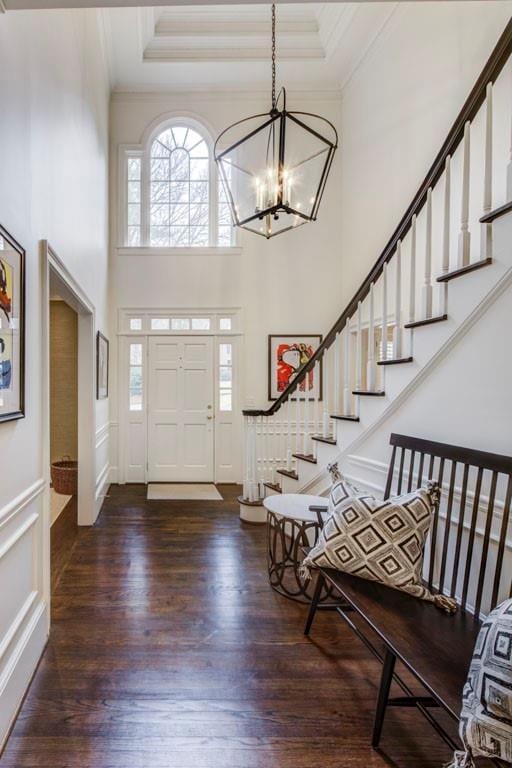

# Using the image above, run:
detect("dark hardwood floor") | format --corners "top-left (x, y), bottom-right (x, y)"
top-left (1, 484), bottom-right (455, 767)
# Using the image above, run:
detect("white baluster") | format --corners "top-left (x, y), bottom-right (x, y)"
top-left (508, 65), bottom-right (512, 199)
top-left (286, 401), bottom-right (293, 472)
top-left (381, 263), bottom-right (388, 362)
top-left (343, 320), bottom-right (351, 414)
top-left (367, 282), bottom-right (376, 390)
top-left (303, 388), bottom-right (310, 456)
top-left (408, 216), bottom-right (417, 325)
top-left (421, 190), bottom-right (433, 320)
top-left (394, 241), bottom-right (403, 358)
top-left (355, 301), bottom-right (362, 391)
top-left (481, 82), bottom-right (493, 261)
top-left (259, 416), bottom-right (265, 498)
top-left (458, 121), bottom-right (471, 268)
top-left (247, 417), bottom-right (256, 502)
top-left (294, 395), bottom-right (300, 456)
top-left (322, 348), bottom-right (330, 436)
top-left (438, 156), bottom-right (451, 315)
top-left (333, 332), bottom-right (340, 414)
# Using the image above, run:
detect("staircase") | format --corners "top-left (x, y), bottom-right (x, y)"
top-left (239, 18), bottom-right (512, 522)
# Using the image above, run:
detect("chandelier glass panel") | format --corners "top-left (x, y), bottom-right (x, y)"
top-left (214, 4), bottom-right (338, 239)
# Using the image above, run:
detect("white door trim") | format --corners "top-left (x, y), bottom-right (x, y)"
top-left (40, 241), bottom-right (97, 531)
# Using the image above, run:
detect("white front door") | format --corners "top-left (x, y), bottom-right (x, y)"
top-left (147, 336), bottom-right (214, 482)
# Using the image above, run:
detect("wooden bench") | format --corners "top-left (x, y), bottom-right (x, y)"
top-left (304, 433), bottom-right (512, 755)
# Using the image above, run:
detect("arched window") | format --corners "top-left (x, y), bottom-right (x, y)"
top-left (124, 119), bottom-right (233, 249)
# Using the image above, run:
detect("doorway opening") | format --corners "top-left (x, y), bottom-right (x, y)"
top-left (48, 294), bottom-right (79, 590)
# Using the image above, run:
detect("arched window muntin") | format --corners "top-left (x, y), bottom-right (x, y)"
top-left (124, 116), bottom-right (234, 249)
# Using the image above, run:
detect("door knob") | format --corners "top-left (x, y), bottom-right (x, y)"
top-left (207, 415), bottom-right (214, 420)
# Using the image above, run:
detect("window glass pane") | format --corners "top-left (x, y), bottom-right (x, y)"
top-left (128, 227), bottom-right (141, 247)
top-left (128, 158), bottom-right (141, 180)
top-left (190, 158), bottom-right (209, 180)
top-left (128, 204), bottom-right (140, 226)
top-left (150, 227), bottom-right (170, 247)
top-left (190, 204), bottom-right (209, 226)
top-left (189, 227), bottom-right (209, 246)
top-left (219, 366), bottom-right (232, 388)
top-left (129, 318), bottom-right (142, 331)
top-left (129, 365), bottom-right (143, 412)
top-left (171, 318), bottom-right (190, 330)
top-left (191, 318), bottom-right (210, 330)
top-left (151, 318), bottom-right (170, 330)
top-left (190, 181), bottom-right (208, 203)
top-left (189, 140), bottom-right (208, 158)
top-left (219, 391), bottom-right (232, 412)
top-left (151, 182), bottom-right (170, 203)
top-left (219, 318), bottom-right (232, 331)
top-left (170, 182), bottom-right (189, 203)
top-left (170, 204), bottom-right (188, 226)
top-left (157, 129), bottom-right (175, 151)
top-left (151, 204), bottom-right (170, 226)
top-left (219, 343), bottom-right (232, 365)
top-left (151, 158), bottom-right (169, 181)
top-left (128, 182), bottom-right (140, 203)
top-left (130, 343), bottom-right (142, 365)
top-left (171, 148), bottom-right (189, 180)
top-left (170, 227), bottom-right (190, 247)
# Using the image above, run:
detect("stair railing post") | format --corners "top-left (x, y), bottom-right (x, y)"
top-left (333, 331), bottom-right (340, 414)
top-left (421, 189), bottom-right (433, 320)
top-left (458, 121), bottom-right (471, 268)
top-left (303, 387), bottom-right (310, 455)
top-left (367, 282), bottom-right (376, 390)
top-left (322, 346), bottom-right (330, 437)
top-left (481, 82), bottom-right (493, 261)
top-left (393, 241), bottom-right (403, 358)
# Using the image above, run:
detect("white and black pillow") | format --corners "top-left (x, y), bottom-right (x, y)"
top-left (448, 598), bottom-right (512, 766)
top-left (302, 471), bottom-right (456, 612)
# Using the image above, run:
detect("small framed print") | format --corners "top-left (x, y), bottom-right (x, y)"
top-left (268, 334), bottom-right (322, 401)
top-left (96, 331), bottom-right (109, 400)
top-left (0, 224), bottom-right (25, 423)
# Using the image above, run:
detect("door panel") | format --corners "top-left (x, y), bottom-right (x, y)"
top-left (148, 336), bottom-right (214, 482)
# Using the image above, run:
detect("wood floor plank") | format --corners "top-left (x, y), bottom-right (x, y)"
top-left (1, 483), bottom-right (453, 767)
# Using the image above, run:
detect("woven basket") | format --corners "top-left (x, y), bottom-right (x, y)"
top-left (51, 459), bottom-right (78, 496)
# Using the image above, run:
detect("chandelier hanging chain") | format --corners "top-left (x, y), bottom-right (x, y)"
top-left (271, 3), bottom-right (276, 110)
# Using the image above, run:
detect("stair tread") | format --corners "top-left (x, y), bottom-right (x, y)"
top-left (352, 390), bottom-right (385, 396)
top-left (263, 481), bottom-right (282, 493)
top-left (436, 258), bottom-right (492, 283)
top-left (377, 357), bottom-right (413, 366)
top-left (404, 314), bottom-right (448, 329)
top-left (480, 201), bottom-right (512, 224)
top-left (312, 435), bottom-right (337, 445)
top-left (276, 468), bottom-right (298, 480)
top-left (292, 453), bottom-right (317, 464)
top-left (330, 414), bottom-right (360, 422)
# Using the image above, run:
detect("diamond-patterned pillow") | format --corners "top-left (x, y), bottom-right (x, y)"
top-left (448, 598), bottom-right (512, 766)
top-left (302, 474), bottom-right (457, 612)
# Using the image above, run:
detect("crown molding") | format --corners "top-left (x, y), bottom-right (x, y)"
top-left (143, 45), bottom-right (324, 63)
top-left (110, 87), bottom-right (342, 104)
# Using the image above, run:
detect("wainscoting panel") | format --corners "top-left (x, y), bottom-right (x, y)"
top-left (0, 479), bottom-right (48, 749)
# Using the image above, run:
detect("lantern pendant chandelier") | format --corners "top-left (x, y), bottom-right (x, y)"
top-left (214, 3), bottom-right (338, 239)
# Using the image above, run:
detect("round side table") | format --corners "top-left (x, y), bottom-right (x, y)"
top-left (264, 493), bottom-right (334, 603)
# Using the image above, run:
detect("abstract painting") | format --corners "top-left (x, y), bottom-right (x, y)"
top-left (0, 225), bottom-right (25, 422)
top-left (96, 331), bottom-right (109, 400)
top-left (268, 334), bottom-right (322, 400)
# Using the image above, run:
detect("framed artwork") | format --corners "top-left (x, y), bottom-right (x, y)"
top-left (96, 331), bottom-right (109, 400)
top-left (268, 334), bottom-right (322, 401)
top-left (0, 224), bottom-right (25, 423)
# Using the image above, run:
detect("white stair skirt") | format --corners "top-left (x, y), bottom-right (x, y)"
top-left (147, 483), bottom-right (223, 501)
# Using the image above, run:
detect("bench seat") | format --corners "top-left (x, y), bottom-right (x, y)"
top-left (319, 567), bottom-right (481, 720)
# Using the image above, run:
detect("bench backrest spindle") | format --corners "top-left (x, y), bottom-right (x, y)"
top-left (384, 434), bottom-right (512, 620)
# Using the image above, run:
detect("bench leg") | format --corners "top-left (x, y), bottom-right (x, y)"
top-left (304, 572), bottom-right (325, 636)
top-left (372, 649), bottom-right (396, 748)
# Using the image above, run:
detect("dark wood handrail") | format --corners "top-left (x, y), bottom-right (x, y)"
top-left (243, 16), bottom-right (512, 417)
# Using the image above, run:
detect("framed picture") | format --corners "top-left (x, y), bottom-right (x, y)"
top-left (0, 224), bottom-right (25, 423)
top-left (268, 334), bottom-right (322, 401)
top-left (96, 331), bottom-right (109, 400)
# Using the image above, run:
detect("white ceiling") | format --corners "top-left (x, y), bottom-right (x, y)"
top-left (101, 3), bottom-right (397, 93)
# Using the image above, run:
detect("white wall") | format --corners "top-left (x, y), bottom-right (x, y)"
top-left (109, 91), bottom-right (343, 475)
top-left (338, 1), bottom-right (512, 308)
top-left (0, 8), bottom-right (109, 748)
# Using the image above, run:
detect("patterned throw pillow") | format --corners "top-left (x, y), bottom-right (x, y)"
top-left (302, 469), bottom-right (457, 612)
top-left (447, 599), bottom-right (512, 766)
